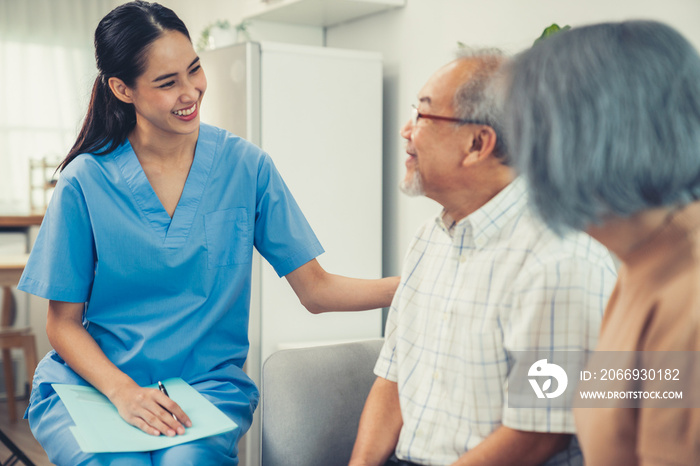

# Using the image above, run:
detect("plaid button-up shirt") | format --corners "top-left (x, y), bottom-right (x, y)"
top-left (377, 178), bottom-right (617, 466)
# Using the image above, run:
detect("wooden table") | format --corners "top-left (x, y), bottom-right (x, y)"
top-left (0, 214), bottom-right (43, 252)
top-left (0, 215), bottom-right (43, 229)
top-left (0, 255), bottom-right (30, 287)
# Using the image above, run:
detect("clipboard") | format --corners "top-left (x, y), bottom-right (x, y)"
top-left (53, 377), bottom-right (237, 453)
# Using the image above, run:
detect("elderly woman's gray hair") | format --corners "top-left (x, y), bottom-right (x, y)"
top-left (503, 20), bottom-right (700, 233)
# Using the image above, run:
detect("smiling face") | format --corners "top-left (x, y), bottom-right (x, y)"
top-left (112, 30), bottom-right (206, 140)
top-left (399, 60), bottom-right (476, 201)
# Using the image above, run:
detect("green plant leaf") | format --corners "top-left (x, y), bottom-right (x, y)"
top-left (533, 23), bottom-right (571, 46)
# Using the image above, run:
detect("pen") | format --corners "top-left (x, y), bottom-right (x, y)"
top-left (158, 380), bottom-right (179, 422)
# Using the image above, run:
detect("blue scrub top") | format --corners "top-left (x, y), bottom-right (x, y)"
top-left (18, 123), bottom-right (324, 433)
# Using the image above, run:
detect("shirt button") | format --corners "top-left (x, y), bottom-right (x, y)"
top-left (459, 255), bottom-right (467, 263)
top-left (475, 237), bottom-right (486, 248)
top-left (433, 371), bottom-right (440, 380)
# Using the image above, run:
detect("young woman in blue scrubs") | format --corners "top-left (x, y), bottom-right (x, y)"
top-left (17, 2), bottom-right (398, 465)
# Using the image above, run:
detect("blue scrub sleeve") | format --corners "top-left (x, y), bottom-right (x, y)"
top-left (253, 154), bottom-right (324, 277)
top-left (18, 176), bottom-right (96, 303)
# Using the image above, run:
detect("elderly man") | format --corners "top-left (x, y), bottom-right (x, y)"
top-left (348, 51), bottom-right (617, 466)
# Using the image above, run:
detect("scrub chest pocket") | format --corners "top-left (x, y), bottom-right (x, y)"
top-left (205, 208), bottom-right (252, 268)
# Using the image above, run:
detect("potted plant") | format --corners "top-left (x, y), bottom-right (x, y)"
top-left (197, 20), bottom-right (251, 51)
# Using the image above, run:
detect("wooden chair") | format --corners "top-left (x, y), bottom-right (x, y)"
top-left (0, 255), bottom-right (38, 423)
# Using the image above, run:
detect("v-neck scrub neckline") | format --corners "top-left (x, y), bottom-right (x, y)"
top-left (114, 130), bottom-right (216, 248)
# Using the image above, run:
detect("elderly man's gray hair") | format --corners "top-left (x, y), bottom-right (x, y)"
top-left (504, 20), bottom-right (700, 233)
top-left (454, 47), bottom-right (509, 163)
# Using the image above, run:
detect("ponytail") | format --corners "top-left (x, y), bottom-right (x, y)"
top-left (58, 76), bottom-right (136, 172)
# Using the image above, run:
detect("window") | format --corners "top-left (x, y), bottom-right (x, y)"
top-left (0, 0), bottom-right (112, 212)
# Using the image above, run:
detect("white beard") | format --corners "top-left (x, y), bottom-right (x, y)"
top-left (400, 168), bottom-right (425, 197)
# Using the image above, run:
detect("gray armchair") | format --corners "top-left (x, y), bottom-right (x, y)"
top-left (261, 339), bottom-right (384, 466)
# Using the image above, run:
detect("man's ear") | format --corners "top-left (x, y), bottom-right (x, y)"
top-left (108, 77), bottom-right (133, 104)
top-left (463, 126), bottom-right (498, 166)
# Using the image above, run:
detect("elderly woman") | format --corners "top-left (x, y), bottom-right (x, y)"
top-left (503, 21), bottom-right (700, 466)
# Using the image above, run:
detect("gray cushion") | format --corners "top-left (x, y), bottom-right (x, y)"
top-left (261, 339), bottom-right (384, 466)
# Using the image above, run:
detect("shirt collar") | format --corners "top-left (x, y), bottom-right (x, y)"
top-left (435, 177), bottom-right (528, 245)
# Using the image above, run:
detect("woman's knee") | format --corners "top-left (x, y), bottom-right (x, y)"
top-left (152, 431), bottom-right (239, 466)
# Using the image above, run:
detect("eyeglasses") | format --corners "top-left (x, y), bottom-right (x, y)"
top-left (410, 104), bottom-right (489, 127)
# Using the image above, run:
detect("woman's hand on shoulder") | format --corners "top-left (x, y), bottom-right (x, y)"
top-left (285, 259), bottom-right (399, 313)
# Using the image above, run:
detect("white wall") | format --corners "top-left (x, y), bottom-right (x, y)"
top-left (157, 0), bottom-right (239, 42)
top-left (158, 0), bottom-right (324, 48)
top-left (325, 0), bottom-right (700, 277)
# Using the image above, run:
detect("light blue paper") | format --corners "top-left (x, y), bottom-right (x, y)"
top-left (52, 377), bottom-right (236, 453)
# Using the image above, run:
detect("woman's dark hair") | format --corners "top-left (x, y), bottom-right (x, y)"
top-left (59, 1), bottom-right (190, 171)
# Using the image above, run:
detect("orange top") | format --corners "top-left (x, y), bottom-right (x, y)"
top-left (574, 202), bottom-right (700, 465)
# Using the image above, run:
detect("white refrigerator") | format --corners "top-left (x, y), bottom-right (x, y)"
top-left (200, 41), bottom-right (384, 465)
